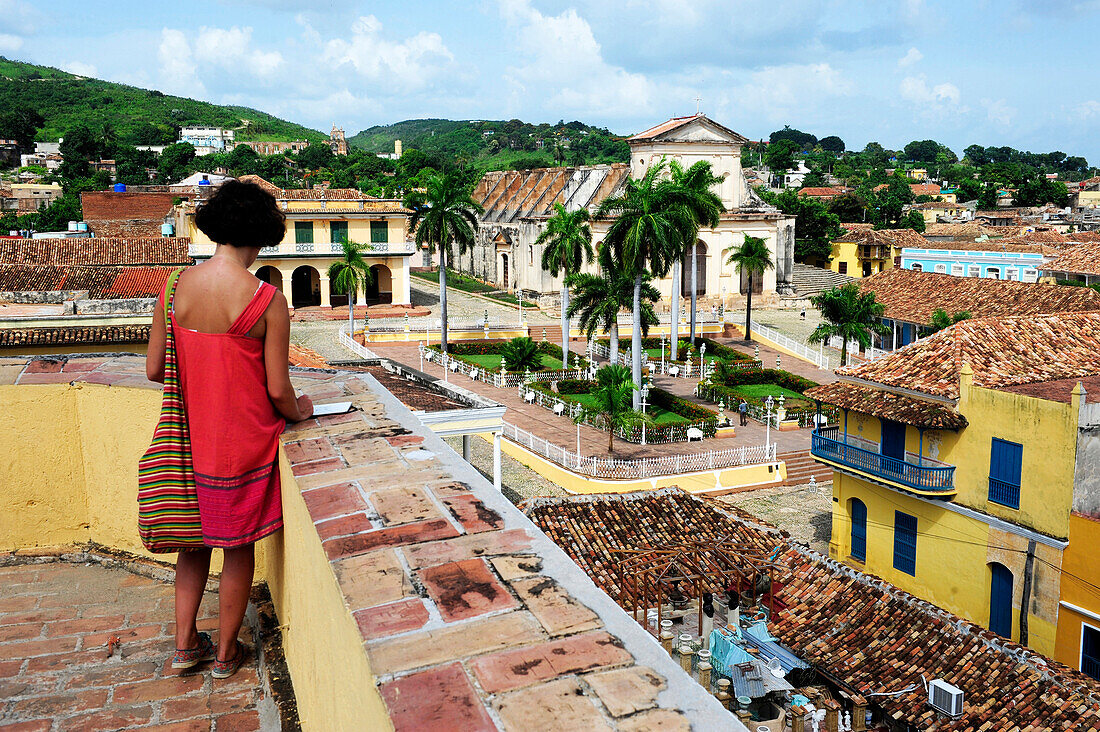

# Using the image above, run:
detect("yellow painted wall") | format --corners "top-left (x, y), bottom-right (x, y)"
top-left (830, 471), bottom-right (1059, 655)
top-left (186, 211), bottom-right (406, 249)
top-left (260, 452), bottom-right (393, 732)
top-left (0, 343), bottom-right (149, 358)
top-left (1055, 513), bottom-right (1100, 671)
top-left (1078, 191), bottom-right (1100, 209)
top-left (494, 433), bottom-right (785, 494)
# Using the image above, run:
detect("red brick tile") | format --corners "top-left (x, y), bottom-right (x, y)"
top-left (112, 674), bottom-right (205, 705)
top-left (61, 359), bottom-right (105, 373)
top-left (84, 622), bottom-right (165, 648)
top-left (212, 710), bottom-right (261, 731)
top-left (0, 623), bottom-right (42, 642)
top-left (45, 614), bottom-right (126, 638)
top-left (282, 437), bottom-right (337, 464)
top-left (17, 373), bottom-right (75, 385)
top-left (0, 596), bottom-right (37, 613)
top-left (470, 631), bottom-right (633, 693)
top-left (418, 558), bottom-right (518, 622)
top-left (322, 519), bottom-right (460, 561)
top-left (0, 659), bottom-right (22, 677)
top-left (315, 513), bottom-right (374, 541)
top-left (161, 689), bottom-right (253, 720)
top-left (289, 457), bottom-right (346, 477)
top-left (61, 660), bottom-right (160, 690)
top-left (0, 636), bottom-right (80, 660)
top-left (403, 529), bottom-right (533, 569)
top-left (24, 359), bottom-right (63, 373)
top-left (0, 721), bottom-right (52, 732)
top-left (301, 482), bottom-right (368, 522)
top-left (379, 663), bottom-right (495, 732)
top-left (61, 704), bottom-right (155, 730)
top-left (353, 599), bottom-right (429, 641)
top-left (127, 722), bottom-right (209, 732)
top-left (370, 486), bottom-right (442, 526)
top-left (442, 495), bottom-right (504, 534)
top-left (385, 434), bottom-right (424, 447)
top-left (9, 689), bottom-right (109, 719)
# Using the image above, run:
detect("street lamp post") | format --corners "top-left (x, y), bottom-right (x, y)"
top-left (699, 342), bottom-right (706, 378)
top-left (764, 395), bottom-right (775, 452)
top-left (660, 332), bottom-right (666, 374)
top-left (640, 382), bottom-right (650, 446)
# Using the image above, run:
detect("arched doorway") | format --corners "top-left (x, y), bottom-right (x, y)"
top-left (681, 241), bottom-right (708, 297)
top-left (989, 562), bottom-right (1013, 638)
top-left (367, 264), bottom-right (392, 304)
top-left (330, 278), bottom-right (354, 309)
top-left (291, 266), bottom-right (321, 308)
top-left (500, 253), bottom-right (510, 290)
top-left (256, 265), bottom-right (283, 293)
top-left (849, 498), bottom-right (867, 562)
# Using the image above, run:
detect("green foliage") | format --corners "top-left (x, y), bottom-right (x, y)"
top-left (588, 365), bottom-right (644, 453)
top-left (537, 203), bottom-right (593, 277)
top-left (978, 183), bottom-right (1000, 209)
top-left (929, 308), bottom-right (971, 333)
top-left (411, 268), bottom-right (495, 292)
top-left (758, 188), bottom-right (842, 262)
top-left (827, 193), bottom-right (867, 223)
top-left (764, 139), bottom-right (799, 176)
top-left (0, 104), bottom-right (44, 151)
top-left (903, 140), bottom-right (957, 164)
top-left (500, 337), bottom-right (542, 371)
top-left (769, 126), bottom-right (817, 150)
top-left (819, 135), bottom-right (845, 153)
top-left (1014, 176), bottom-right (1069, 207)
top-left (808, 283), bottom-right (888, 366)
top-left (327, 239), bottom-right (374, 328)
top-left (901, 210), bottom-right (926, 233)
top-left (556, 379), bottom-right (595, 394)
top-left (566, 266), bottom-right (659, 339)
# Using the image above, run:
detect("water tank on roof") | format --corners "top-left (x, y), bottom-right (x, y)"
top-left (198, 179), bottom-right (211, 186)
top-left (161, 222), bottom-right (175, 237)
top-left (67, 221), bottom-right (78, 231)
top-left (113, 183), bottom-right (127, 192)
top-left (77, 222), bottom-right (88, 232)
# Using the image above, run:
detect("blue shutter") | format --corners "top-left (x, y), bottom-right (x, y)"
top-left (850, 499), bottom-right (867, 562)
top-left (988, 438), bottom-right (1022, 509)
top-left (989, 563), bottom-right (1013, 638)
top-left (1083, 625), bottom-right (1100, 681)
top-left (893, 511), bottom-right (917, 576)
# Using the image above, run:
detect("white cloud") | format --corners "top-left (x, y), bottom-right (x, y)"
top-left (61, 61), bottom-right (97, 77)
top-left (194, 26), bottom-right (283, 79)
top-left (981, 97), bottom-right (1015, 126)
top-left (321, 15), bottom-right (453, 90)
top-left (898, 47), bottom-right (923, 67)
top-left (900, 75), bottom-right (961, 108)
top-left (719, 63), bottom-right (853, 123)
top-left (157, 28), bottom-right (206, 99)
top-left (1073, 100), bottom-right (1100, 120)
top-left (498, 0), bottom-right (652, 118)
top-left (0, 33), bottom-right (22, 53)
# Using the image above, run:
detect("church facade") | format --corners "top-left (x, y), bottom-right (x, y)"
top-left (453, 115), bottom-right (795, 310)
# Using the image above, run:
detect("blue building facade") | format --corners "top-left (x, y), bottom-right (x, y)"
top-left (900, 247), bottom-right (1046, 283)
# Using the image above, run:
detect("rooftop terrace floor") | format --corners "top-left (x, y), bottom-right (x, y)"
top-left (0, 560), bottom-right (275, 732)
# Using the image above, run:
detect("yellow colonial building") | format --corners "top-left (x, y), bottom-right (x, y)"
top-left (815, 226), bottom-right (927, 278)
top-left (178, 176), bottom-right (414, 308)
top-left (806, 312), bottom-right (1100, 664)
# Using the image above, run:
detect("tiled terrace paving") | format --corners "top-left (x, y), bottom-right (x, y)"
top-left (0, 354), bottom-right (737, 731)
top-left (0, 560), bottom-right (273, 731)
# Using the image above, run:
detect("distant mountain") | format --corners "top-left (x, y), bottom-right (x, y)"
top-left (349, 118), bottom-right (630, 172)
top-left (0, 57), bottom-right (325, 146)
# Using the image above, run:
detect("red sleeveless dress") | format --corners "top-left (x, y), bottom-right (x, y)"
top-left (172, 281), bottom-right (284, 548)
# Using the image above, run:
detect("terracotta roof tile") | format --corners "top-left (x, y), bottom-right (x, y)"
top-left (627, 115), bottom-right (748, 144)
top-left (0, 265), bottom-right (178, 299)
top-left (0, 238), bottom-right (192, 266)
top-left (804, 381), bottom-right (968, 429)
top-left (798, 187), bottom-right (850, 197)
top-left (910, 183), bottom-right (943, 196)
top-left (856, 268), bottom-right (1100, 325)
top-left (525, 489), bottom-right (1100, 731)
top-left (837, 311), bottom-right (1100, 399)
top-left (834, 228), bottom-right (926, 249)
top-left (0, 324), bottom-right (150, 347)
top-left (1044, 241), bottom-right (1100, 277)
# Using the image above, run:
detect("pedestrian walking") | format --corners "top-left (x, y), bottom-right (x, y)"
top-left (738, 399), bottom-right (748, 426)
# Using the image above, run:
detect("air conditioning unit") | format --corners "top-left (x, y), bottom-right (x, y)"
top-left (928, 679), bottom-right (964, 718)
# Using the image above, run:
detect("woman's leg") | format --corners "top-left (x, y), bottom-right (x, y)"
top-left (175, 548), bottom-right (212, 650)
top-left (217, 544), bottom-right (255, 662)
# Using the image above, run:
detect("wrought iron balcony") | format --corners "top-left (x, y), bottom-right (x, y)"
top-left (811, 427), bottom-right (955, 494)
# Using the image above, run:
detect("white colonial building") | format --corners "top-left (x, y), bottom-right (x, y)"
top-left (454, 115), bottom-right (795, 309)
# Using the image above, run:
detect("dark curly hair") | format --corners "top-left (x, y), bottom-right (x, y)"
top-left (194, 180), bottom-right (286, 248)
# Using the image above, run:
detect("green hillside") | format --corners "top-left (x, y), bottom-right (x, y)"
top-left (349, 117), bottom-right (630, 172)
top-left (0, 57), bottom-right (325, 146)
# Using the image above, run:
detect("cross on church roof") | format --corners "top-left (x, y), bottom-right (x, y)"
top-left (694, 96), bottom-right (702, 115)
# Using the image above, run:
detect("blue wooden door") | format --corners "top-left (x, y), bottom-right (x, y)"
top-left (881, 420), bottom-right (906, 474)
top-left (850, 499), bottom-right (867, 562)
top-left (989, 563), bottom-right (1013, 638)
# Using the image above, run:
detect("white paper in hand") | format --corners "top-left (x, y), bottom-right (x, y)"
top-left (311, 401), bottom-right (354, 416)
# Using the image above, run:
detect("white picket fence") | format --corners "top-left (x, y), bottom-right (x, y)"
top-left (338, 325), bottom-right (379, 359)
top-left (747, 319), bottom-right (831, 370)
top-left (502, 421), bottom-right (777, 479)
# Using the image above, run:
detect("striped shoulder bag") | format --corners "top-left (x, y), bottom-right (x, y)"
top-left (137, 268), bottom-right (205, 553)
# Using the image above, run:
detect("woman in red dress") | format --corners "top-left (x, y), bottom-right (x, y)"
top-left (146, 180), bottom-right (313, 678)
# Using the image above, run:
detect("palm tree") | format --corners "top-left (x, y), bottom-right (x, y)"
top-left (670, 160), bottom-right (725, 346)
top-left (723, 234), bottom-right (774, 343)
top-left (597, 160), bottom-right (695, 407)
top-left (327, 238), bottom-right (373, 335)
top-left (536, 202), bottom-right (593, 365)
top-left (566, 250), bottom-right (659, 363)
top-left (404, 173), bottom-right (483, 354)
top-left (807, 283), bottom-right (888, 367)
top-left (589, 365), bottom-right (646, 454)
top-left (929, 308), bottom-right (971, 333)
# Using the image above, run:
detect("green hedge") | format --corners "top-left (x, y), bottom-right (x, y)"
top-left (557, 379), bottom-right (596, 394)
top-left (431, 340), bottom-right (588, 372)
top-left (598, 336), bottom-right (756, 364)
top-left (716, 367), bottom-right (818, 393)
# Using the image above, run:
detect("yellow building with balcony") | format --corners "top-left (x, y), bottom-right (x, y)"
top-left (817, 227), bottom-right (927, 278)
top-left (179, 176), bottom-right (414, 308)
top-left (805, 312), bottom-right (1100, 661)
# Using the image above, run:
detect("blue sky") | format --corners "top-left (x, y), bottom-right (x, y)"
top-left (4, 0), bottom-right (1100, 162)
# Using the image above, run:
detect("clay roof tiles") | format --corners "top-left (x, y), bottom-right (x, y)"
top-left (836, 311), bottom-right (1100, 399)
top-left (525, 489), bottom-right (1100, 731)
top-left (0, 238), bottom-right (192, 267)
top-left (627, 114), bottom-right (749, 144)
top-left (0, 324), bottom-right (150, 347)
top-left (804, 381), bottom-right (968, 429)
top-left (856, 267), bottom-right (1100, 325)
top-left (1044, 241), bottom-right (1100, 277)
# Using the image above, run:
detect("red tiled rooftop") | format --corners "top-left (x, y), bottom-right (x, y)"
top-left (0, 238), bottom-right (192, 267)
top-left (804, 381), bottom-right (968, 429)
top-left (1044, 240), bottom-right (1100, 277)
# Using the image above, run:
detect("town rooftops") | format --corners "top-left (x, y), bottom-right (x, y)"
top-left (473, 164), bottom-right (632, 224)
top-left (804, 381), bottom-right (968, 429)
top-left (797, 187), bottom-right (850, 198)
top-left (856, 267), bottom-right (1100, 325)
top-left (901, 239), bottom-right (1051, 254)
top-left (626, 114), bottom-right (748, 144)
top-left (835, 311), bottom-right (1100, 400)
top-left (0, 237), bottom-right (192, 267)
top-left (910, 183), bottom-right (942, 196)
top-left (1044, 241), bottom-right (1100, 276)
top-left (834, 227), bottom-right (927, 249)
top-left (0, 264), bottom-right (177, 299)
top-left (924, 222), bottom-right (981, 239)
top-left (524, 489), bottom-right (1100, 731)
top-left (0, 324), bottom-right (151, 348)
